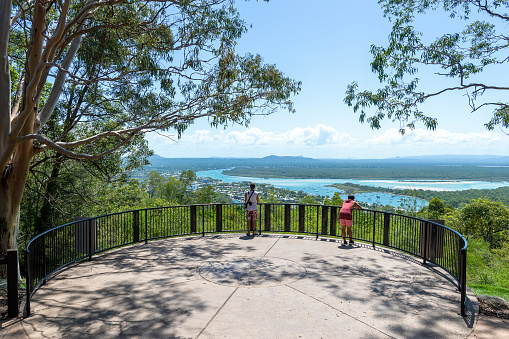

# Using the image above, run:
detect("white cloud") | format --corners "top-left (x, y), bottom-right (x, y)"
top-left (147, 126), bottom-right (509, 158)
top-left (177, 124), bottom-right (352, 147)
top-left (365, 128), bottom-right (504, 146)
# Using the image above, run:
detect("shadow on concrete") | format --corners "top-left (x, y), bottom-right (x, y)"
top-left (22, 234), bottom-right (476, 339)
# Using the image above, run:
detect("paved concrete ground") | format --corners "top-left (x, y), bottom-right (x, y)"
top-left (1, 234), bottom-right (493, 338)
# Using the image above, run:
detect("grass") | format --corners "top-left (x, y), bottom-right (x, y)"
top-left (466, 238), bottom-right (509, 302)
top-left (469, 284), bottom-right (509, 302)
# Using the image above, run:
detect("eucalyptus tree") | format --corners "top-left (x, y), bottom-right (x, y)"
top-left (345, 0), bottom-right (509, 133)
top-left (447, 198), bottom-right (509, 248)
top-left (0, 0), bottom-right (301, 255)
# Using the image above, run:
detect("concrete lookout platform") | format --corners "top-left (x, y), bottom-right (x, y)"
top-left (20, 234), bottom-right (477, 338)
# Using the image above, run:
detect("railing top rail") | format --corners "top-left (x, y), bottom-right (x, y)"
top-left (26, 203), bottom-right (467, 252)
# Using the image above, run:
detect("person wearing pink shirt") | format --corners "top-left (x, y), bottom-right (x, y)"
top-left (339, 195), bottom-right (363, 245)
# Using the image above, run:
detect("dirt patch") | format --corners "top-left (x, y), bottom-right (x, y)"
top-left (0, 288), bottom-right (25, 319)
top-left (479, 297), bottom-right (509, 319)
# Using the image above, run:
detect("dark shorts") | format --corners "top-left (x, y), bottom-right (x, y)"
top-left (339, 212), bottom-right (352, 220)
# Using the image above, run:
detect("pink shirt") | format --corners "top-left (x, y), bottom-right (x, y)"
top-left (340, 199), bottom-right (356, 216)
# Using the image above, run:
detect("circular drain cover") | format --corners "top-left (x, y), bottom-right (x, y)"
top-left (199, 257), bottom-right (306, 287)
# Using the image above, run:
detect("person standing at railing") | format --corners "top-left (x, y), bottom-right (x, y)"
top-left (245, 183), bottom-right (259, 237)
top-left (339, 195), bottom-right (363, 245)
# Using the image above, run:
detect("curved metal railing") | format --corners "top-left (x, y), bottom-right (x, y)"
top-left (24, 203), bottom-right (468, 316)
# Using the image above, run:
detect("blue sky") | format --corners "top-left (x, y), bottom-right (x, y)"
top-left (147, 0), bottom-right (509, 159)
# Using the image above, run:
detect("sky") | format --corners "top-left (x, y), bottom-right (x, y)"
top-left (147, 0), bottom-right (509, 159)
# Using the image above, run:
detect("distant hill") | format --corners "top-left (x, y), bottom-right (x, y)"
top-left (147, 154), bottom-right (509, 169)
top-left (146, 154), bottom-right (322, 169)
top-left (139, 154), bottom-right (509, 181)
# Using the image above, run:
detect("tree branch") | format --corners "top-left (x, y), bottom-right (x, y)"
top-left (26, 131), bottom-right (138, 161)
top-left (36, 35), bottom-right (82, 132)
top-left (474, 0), bottom-right (509, 21)
top-left (10, 0), bottom-right (35, 27)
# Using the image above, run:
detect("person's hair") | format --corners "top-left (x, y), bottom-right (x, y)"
top-left (348, 195), bottom-right (355, 200)
top-left (250, 183), bottom-right (255, 189)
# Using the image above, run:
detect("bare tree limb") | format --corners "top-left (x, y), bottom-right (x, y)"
top-left (10, 73), bottom-right (25, 123)
top-left (36, 35), bottom-right (82, 132)
top-left (26, 132), bottom-right (138, 160)
top-left (10, 0), bottom-right (35, 27)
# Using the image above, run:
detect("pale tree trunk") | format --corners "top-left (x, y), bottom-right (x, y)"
top-left (0, 0), bottom-right (39, 256)
top-left (0, 143), bottom-right (33, 256)
top-left (0, 0), bottom-right (12, 257)
top-left (0, 0), bottom-right (12, 152)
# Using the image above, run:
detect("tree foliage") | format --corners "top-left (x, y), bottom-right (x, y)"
top-left (1, 0), bottom-right (300, 254)
top-left (345, 0), bottom-right (509, 132)
top-left (427, 197), bottom-right (446, 218)
top-left (447, 198), bottom-right (509, 248)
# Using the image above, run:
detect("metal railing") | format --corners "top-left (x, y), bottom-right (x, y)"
top-left (24, 203), bottom-right (468, 316)
top-left (0, 249), bottom-right (19, 318)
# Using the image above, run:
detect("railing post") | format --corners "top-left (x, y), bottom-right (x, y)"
top-left (216, 204), bottom-right (223, 232)
top-left (316, 206), bottom-right (319, 239)
top-left (7, 249), bottom-right (18, 318)
top-left (284, 204), bottom-right (291, 232)
top-left (133, 210), bottom-right (140, 243)
top-left (330, 206), bottom-right (337, 237)
top-left (383, 212), bottom-right (390, 246)
top-left (321, 206), bottom-right (328, 235)
top-left (460, 245), bottom-right (467, 317)
top-left (202, 205), bottom-right (205, 236)
top-left (298, 205), bottom-right (305, 233)
top-left (422, 221), bottom-right (429, 265)
top-left (145, 209), bottom-right (148, 244)
top-left (264, 204), bottom-right (271, 231)
top-left (42, 234), bottom-right (47, 281)
top-left (190, 205), bottom-right (197, 233)
top-left (88, 218), bottom-right (93, 261)
top-left (25, 249), bottom-right (31, 317)
top-left (372, 211), bottom-right (377, 248)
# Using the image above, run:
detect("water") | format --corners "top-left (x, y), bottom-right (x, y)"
top-left (196, 169), bottom-right (509, 208)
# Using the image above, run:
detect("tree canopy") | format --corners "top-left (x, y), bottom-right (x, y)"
top-left (0, 0), bottom-right (300, 254)
top-left (447, 198), bottom-right (509, 248)
top-left (344, 0), bottom-right (509, 133)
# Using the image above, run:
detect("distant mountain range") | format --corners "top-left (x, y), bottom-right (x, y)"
top-left (147, 154), bottom-right (509, 170)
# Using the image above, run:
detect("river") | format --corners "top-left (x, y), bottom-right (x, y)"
top-left (196, 169), bottom-right (509, 208)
